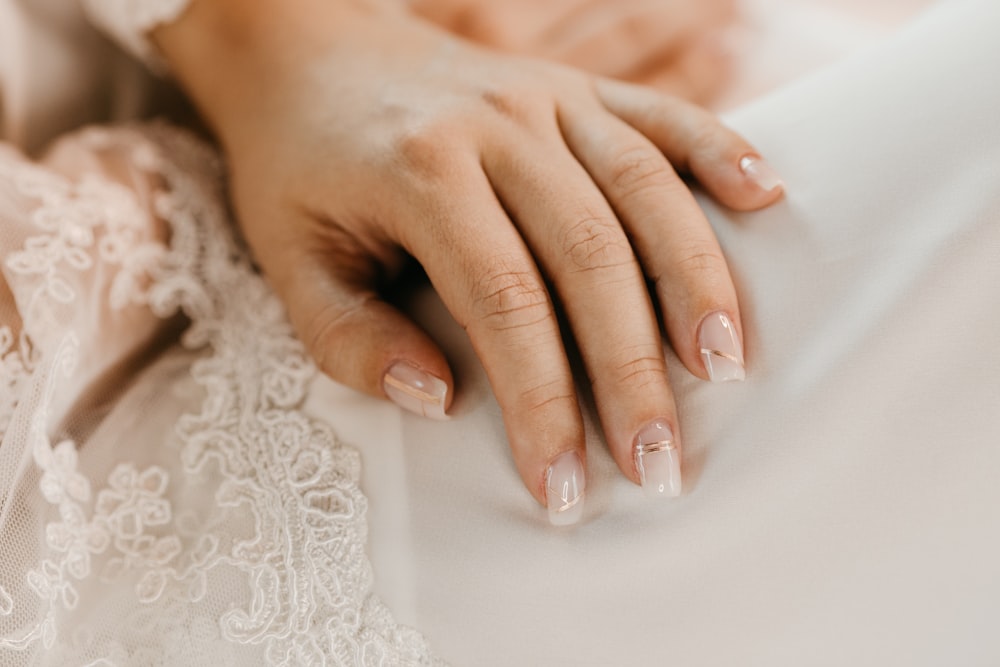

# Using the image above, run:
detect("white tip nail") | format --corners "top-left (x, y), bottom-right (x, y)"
top-left (546, 451), bottom-right (585, 526)
top-left (699, 312), bottom-right (746, 383)
top-left (383, 361), bottom-right (449, 420)
top-left (635, 420), bottom-right (681, 499)
top-left (739, 155), bottom-right (783, 192)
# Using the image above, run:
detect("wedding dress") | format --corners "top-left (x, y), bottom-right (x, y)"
top-left (0, 2), bottom-right (443, 664)
top-left (0, 1), bottom-right (996, 666)
top-left (0, 120), bottom-right (445, 666)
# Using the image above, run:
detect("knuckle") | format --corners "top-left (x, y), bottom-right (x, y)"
top-left (674, 247), bottom-right (727, 278)
top-left (607, 352), bottom-right (667, 391)
top-left (480, 85), bottom-right (531, 121)
top-left (303, 296), bottom-right (372, 376)
top-left (607, 146), bottom-right (667, 198)
top-left (392, 123), bottom-right (454, 176)
top-left (689, 120), bottom-right (725, 156)
top-left (476, 75), bottom-right (560, 125)
top-left (560, 214), bottom-right (633, 272)
top-left (472, 263), bottom-right (552, 332)
top-left (519, 378), bottom-right (577, 416)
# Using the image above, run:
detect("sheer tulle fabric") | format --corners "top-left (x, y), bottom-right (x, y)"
top-left (0, 125), bottom-right (443, 665)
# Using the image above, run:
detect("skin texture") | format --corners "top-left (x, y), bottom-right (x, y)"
top-left (154, 0), bottom-right (781, 511)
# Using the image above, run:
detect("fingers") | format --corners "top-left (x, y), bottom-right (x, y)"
top-left (243, 66), bottom-right (783, 524)
top-left (263, 215), bottom-right (454, 420)
top-left (595, 77), bottom-right (785, 211)
top-left (395, 166), bottom-right (589, 525)
top-left (559, 104), bottom-right (747, 385)
top-left (482, 132), bottom-right (683, 499)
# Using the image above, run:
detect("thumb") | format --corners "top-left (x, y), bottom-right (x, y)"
top-left (274, 243), bottom-right (454, 420)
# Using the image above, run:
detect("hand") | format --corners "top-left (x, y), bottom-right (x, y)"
top-left (409, 0), bottom-right (737, 102)
top-left (156, 0), bottom-right (782, 524)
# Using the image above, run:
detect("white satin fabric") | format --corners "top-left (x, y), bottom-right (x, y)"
top-left (335, 1), bottom-right (1000, 664)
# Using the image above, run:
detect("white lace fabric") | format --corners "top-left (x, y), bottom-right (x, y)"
top-left (79, 0), bottom-right (192, 70)
top-left (0, 124), bottom-right (445, 665)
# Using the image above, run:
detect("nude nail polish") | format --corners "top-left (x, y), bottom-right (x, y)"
top-left (383, 361), bottom-right (449, 420)
top-left (739, 155), bottom-right (783, 192)
top-left (699, 311), bottom-right (746, 382)
top-left (635, 420), bottom-right (681, 498)
top-left (546, 451), bottom-right (585, 526)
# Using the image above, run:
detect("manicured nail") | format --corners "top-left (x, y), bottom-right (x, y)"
top-left (383, 361), bottom-right (448, 420)
top-left (739, 155), bottom-right (783, 192)
top-left (546, 451), bottom-right (585, 526)
top-left (699, 311), bottom-right (746, 382)
top-left (635, 420), bottom-right (681, 498)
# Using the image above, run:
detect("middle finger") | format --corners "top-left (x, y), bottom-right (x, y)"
top-left (482, 127), bottom-right (683, 498)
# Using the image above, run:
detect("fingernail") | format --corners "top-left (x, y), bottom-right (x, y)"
top-left (546, 451), bottom-right (585, 526)
top-left (383, 361), bottom-right (449, 420)
top-left (635, 420), bottom-right (681, 498)
top-left (699, 311), bottom-right (746, 382)
top-left (739, 155), bottom-right (783, 192)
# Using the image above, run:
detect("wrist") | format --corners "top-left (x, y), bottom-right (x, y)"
top-left (153, 0), bottom-right (405, 137)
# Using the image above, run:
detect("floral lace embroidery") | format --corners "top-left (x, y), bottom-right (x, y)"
top-left (0, 325), bottom-right (33, 434)
top-left (0, 125), bottom-right (445, 665)
top-left (3, 155), bottom-right (166, 339)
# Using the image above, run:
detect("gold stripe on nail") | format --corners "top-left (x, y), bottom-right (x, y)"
top-left (552, 493), bottom-right (584, 513)
top-left (636, 439), bottom-right (676, 456)
top-left (700, 348), bottom-right (741, 364)
top-left (383, 373), bottom-right (443, 404)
